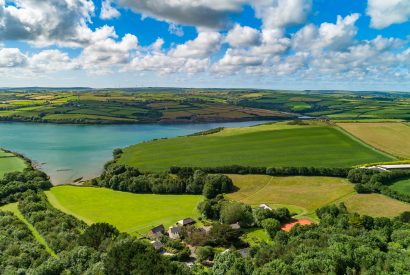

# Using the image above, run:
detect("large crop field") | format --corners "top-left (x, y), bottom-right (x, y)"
top-left (389, 178), bottom-right (410, 196)
top-left (226, 174), bottom-right (355, 216)
top-left (118, 123), bottom-right (393, 171)
top-left (0, 149), bottom-right (27, 178)
top-left (45, 186), bottom-right (202, 234)
top-left (226, 174), bottom-right (410, 218)
top-left (343, 194), bottom-right (410, 217)
top-left (337, 122), bottom-right (410, 158)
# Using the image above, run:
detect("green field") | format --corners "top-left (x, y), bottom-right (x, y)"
top-left (226, 174), bottom-right (410, 219)
top-left (0, 149), bottom-right (27, 178)
top-left (0, 203), bottom-right (56, 257)
top-left (118, 123), bottom-right (393, 171)
top-left (390, 178), bottom-right (410, 196)
top-left (45, 186), bottom-right (202, 234)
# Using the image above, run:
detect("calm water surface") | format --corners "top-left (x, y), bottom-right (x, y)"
top-left (0, 121), bottom-right (266, 184)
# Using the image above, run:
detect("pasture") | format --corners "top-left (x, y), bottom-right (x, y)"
top-left (0, 149), bottom-right (27, 178)
top-left (390, 178), bottom-right (410, 196)
top-left (118, 123), bottom-right (393, 171)
top-left (337, 122), bottom-right (410, 158)
top-left (45, 186), bottom-right (202, 234)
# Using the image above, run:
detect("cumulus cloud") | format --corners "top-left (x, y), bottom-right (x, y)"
top-left (0, 48), bottom-right (27, 68)
top-left (114, 0), bottom-right (246, 29)
top-left (0, 0), bottom-right (95, 46)
top-left (170, 31), bottom-right (222, 59)
top-left (252, 0), bottom-right (312, 29)
top-left (293, 14), bottom-right (360, 52)
top-left (168, 23), bottom-right (184, 37)
top-left (100, 0), bottom-right (121, 20)
top-left (225, 24), bottom-right (261, 47)
top-left (367, 0), bottom-right (410, 29)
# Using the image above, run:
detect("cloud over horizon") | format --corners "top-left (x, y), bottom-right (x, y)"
top-left (0, 0), bottom-right (410, 90)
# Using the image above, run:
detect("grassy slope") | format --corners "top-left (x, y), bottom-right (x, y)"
top-left (337, 122), bottom-right (410, 159)
top-left (45, 186), bottom-right (202, 234)
top-left (0, 149), bottom-right (27, 178)
top-left (0, 203), bottom-right (57, 257)
top-left (226, 174), bottom-right (410, 219)
top-left (118, 123), bottom-right (393, 172)
top-left (390, 179), bottom-right (410, 196)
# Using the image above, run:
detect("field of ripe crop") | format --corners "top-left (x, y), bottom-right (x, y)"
top-left (226, 174), bottom-right (410, 218)
top-left (118, 123), bottom-right (394, 171)
top-left (342, 193), bottom-right (410, 217)
top-left (226, 174), bottom-right (354, 215)
top-left (389, 178), bottom-right (410, 196)
top-left (337, 122), bottom-right (410, 158)
top-left (0, 149), bottom-right (27, 178)
top-left (45, 186), bottom-right (202, 234)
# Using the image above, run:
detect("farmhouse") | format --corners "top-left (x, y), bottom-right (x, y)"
top-left (148, 224), bottom-right (165, 238)
top-left (177, 218), bottom-right (196, 226)
top-left (168, 226), bottom-right (182, 239)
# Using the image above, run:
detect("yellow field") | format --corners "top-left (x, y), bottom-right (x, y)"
top-left (337, 122), bottom-right (410, 158)
top-left (226, 175), bottom-right (354, 215)
top-left (226, 174), bottom-right (410, 218)
top-left (343, 194), bottom-right (410, 217)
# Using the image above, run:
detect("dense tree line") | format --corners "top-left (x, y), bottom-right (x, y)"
top-left (0, 211), bottom-right (51, 274)
top-left (170, 165), bottom-right (351, 177)
top-left (0, 169), bottom-right (52, 204)
top-left (348, 168), bottom-right (410, 202)
top-left (95, 164), bottom-right (234, 198)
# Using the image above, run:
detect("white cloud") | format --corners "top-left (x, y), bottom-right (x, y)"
top-left (0, 0), bottom-right (95, 46)
top-left (170, 31), bottom-right (222, 58)
top-left (114, 0), bottom-right (246, 28)
top-left (168, 23), bottom-right (184, 37)
top-left (100, 0), bottom-right (120, 20)
top-left (225, 24), bottom-right (261, 47)
top-left (367, 0), bottom-right (410, 29)
top-left (0, 48), bottom-right (27, 68)
top-left (293, 14), bottom-right (360, 52)
top-left (252, 0), bottom-right (312, 29)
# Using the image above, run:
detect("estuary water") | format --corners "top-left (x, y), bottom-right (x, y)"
top-left (0, 121), bottom-right (266, 184)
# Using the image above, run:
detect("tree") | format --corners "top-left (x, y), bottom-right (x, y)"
top-left (261, 218), bottom-right (281, 238)
top-left (196, 246), bottom-right (214, 263)
top-left (79, 223), bottom-right (119, 250)
top-left (208, 223), bottom-right (241, 246)
top-left (220, 202), bottom-right (253, 227)
top-left (253, 208), bottom-right (274, 227)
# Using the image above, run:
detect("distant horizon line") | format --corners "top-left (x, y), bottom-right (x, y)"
top-left (0, 86), bottom-right (409, 93)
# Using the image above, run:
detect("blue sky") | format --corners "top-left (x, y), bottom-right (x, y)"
top-left (1, 0), bottom-right (410, 91)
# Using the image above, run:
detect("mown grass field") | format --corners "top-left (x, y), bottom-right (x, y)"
top-left (0, 149), bottom-right (27, 178)
top-left (118, 123), bottom-right (393, 171)
top-left (390, 178), bottom-right (410, 196)
top-left (226, 174), bottom-right (410, 218)
top-left (45, 186), bottom-right (202, 234)
top-left (337, 122), bottom-right (410, 158)
top-left (0, 203), bottom-right (56, 257)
